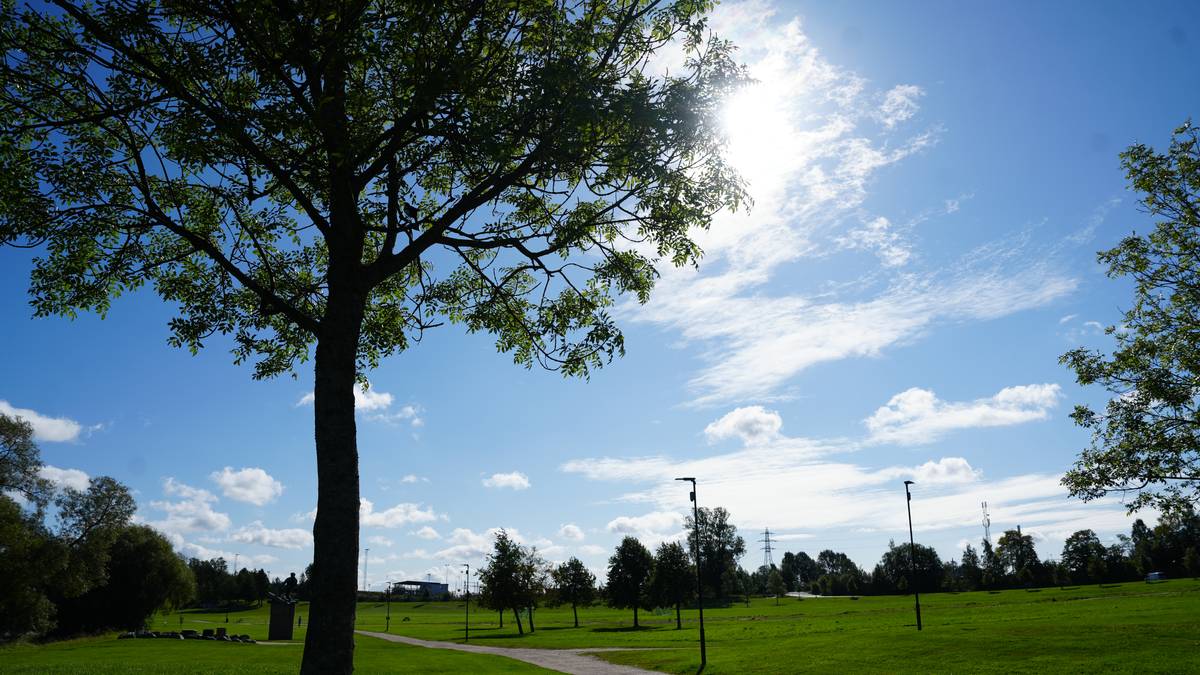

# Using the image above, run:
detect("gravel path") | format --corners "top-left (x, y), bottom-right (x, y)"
top-left (355, 630), bottom-right (662, 675)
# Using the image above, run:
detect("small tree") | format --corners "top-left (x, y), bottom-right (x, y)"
top-left (767, 568), bottom-right (785, 605)
top-left (551, 557), bottom-right (596, 628)
top-left (606, 537), bottom-right (654, 628)
top-left (477, 531), bottom-right (529, 635)
top-left (649, 541), bottom-right (694, 629)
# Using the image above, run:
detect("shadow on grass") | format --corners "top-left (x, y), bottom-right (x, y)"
top-left (1099, 584), bottom-right (1123, 589)
top-left (592, 625), bottom-right (659, 633)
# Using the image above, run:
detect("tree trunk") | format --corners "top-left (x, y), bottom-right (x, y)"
top-left (513, 607), bottom-right (524, 635)
top-left (498, 609), bottom-right (503, 628)
top-left (633, 605), bottom-right (639, 628)
top-left (527, 605), bottom-right (535, 633)
top-left (572, 602), bottom-right (578, 628)
top-left (300, 285), bottom-right (366, 675)
top-left (675, 602), bottom-right (681, 630)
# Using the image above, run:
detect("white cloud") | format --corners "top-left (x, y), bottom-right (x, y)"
top-left (0, 400), bottom-right (86, 442)
top-left (578, 544), bottom-right (607, 557)
top-left (865, 384), bottom-right (1062, 445)
top-left (837, 216), bottom-right (911, 267)
top-left (164, 532), bottom-right (276, 568)
top-left (877, 457), bottom-right (981, 485)
top-left (606, 511), bottom-right (686, 546)
top-left (412, 526), bottom-right (441, 540)
top-left (295, 382), bottom-right (401, 414)
top-left (400, 474), bottom-right (428, 484)
top-left (229, 521), bottom-right (312, 549)
top-left (558, 523), bottom-right (585, 542)
top-left (149, 478), bottom-right (231, 534)
top-left (1058, 313), bottom-right (1078, 324)
top-left (877, 84), bottom-right (924, 128)
top-left (210, 467), bottom-right (284, 506)
top-left (368, 535), bottom-right (394, 547)
top-left (37, 465), bottom-right (90, 491)
top-left (359, 498), bottom-right (439, 528)
top-left (704, 406), bottom-right (783, 445)
top-left (432, 527), bottom-right (523, 561)
top-left (482, 472), bottom-right (531, 490)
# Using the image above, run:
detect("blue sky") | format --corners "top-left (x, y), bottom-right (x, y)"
top-left (2, 0), bottom-right (1198, 587)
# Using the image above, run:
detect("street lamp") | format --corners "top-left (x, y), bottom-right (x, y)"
top-left (385, 580), bottom-right (397, 633)
top-left (675, 477), bottom-right (706, 668)
top-left (904, 480), bottom-right (922, 631)
top-left (462, 563), bottom-right (470, 643)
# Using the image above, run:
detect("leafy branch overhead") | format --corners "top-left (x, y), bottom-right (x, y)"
top-left (1061, 121), bottom-right (1200, 513)
top-left (0, 0), bottom-right (748, 379)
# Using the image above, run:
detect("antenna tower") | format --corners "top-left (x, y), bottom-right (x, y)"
top-left (981, 501), bottom-right (991, 544)
top-left (759, 528), bottom-right (776, 568)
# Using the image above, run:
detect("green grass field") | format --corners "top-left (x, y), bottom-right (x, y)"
top-left (3, 580), bottom-right (1198, 673)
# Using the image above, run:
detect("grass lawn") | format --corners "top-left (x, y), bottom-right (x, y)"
top-left (359, 579), bottom-right (1200, 673)
top-left (3, 579), bottom-right (1197, 673)
top-left (0, 632), bottom-right (552, 674)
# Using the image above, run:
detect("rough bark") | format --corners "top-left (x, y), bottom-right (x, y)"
top-left (512, 607), bottom-right (524, 635)
top-left (300, 278), bottom-right (366, 674)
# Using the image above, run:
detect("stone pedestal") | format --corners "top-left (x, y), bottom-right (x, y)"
top-left (268, 600), bottom-right (296, 641)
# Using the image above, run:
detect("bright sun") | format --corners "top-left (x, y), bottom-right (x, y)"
top-left (721, 82), bottom-right (794, 190)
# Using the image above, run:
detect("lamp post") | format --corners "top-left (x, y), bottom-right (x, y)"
top-left (385, 580), bottom-right (396, 633)
top-left (462, 563), bottom-right (470, 643)
top-left (904, 480), bottom-right (922, 631)
top-left (675, 477), bottom-right (706, 668)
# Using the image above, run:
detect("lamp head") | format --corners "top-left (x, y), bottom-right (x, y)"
top-left (675, 477), bottom-right (695, 482)
top-left (904, 480), bottom-right (915, 485)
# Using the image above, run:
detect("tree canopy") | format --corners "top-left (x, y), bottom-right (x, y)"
top-left (0, 2), bottom-right (747, 670)
top-left (550, 556), bottom-right (596, 628)
top-left (1061, 121), bottom-right (1200, 514)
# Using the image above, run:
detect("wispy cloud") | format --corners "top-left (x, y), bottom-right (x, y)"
top-left (865, 384), bottom-right (1062, 445)
top-left (619, 3), bottom-right (1075, 407)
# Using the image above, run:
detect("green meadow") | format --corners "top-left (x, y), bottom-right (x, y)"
top-left (3, 580), bottom-right (1198, 673)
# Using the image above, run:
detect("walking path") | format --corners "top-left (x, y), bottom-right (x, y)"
top-left (355, 630), bottom-right (661, 675)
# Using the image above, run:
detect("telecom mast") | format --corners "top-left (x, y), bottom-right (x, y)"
top-left (981, 501), bottom-right (991, 544)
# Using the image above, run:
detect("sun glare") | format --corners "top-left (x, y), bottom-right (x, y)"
top-left (721, 82), bottom-right (795, 191)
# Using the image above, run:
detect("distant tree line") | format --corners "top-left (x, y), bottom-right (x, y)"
top-left (473, 503), bottom-right (1199, 632)
top-left (0, 414), bottom-right (193, 640)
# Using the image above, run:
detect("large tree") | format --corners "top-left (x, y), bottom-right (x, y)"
top-left (477, 530), bottom-right (532, 635)
top-left (1061, 529), bottom-right (1106, 584)
top-left (606, 536), bottom-right (654, 628)
top-left (684, 506), bottom-right (745, 599)
top-left (1060, 122), bottom-right (1200, 515)
top-left (0, 2), bottom-right (746, 670)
